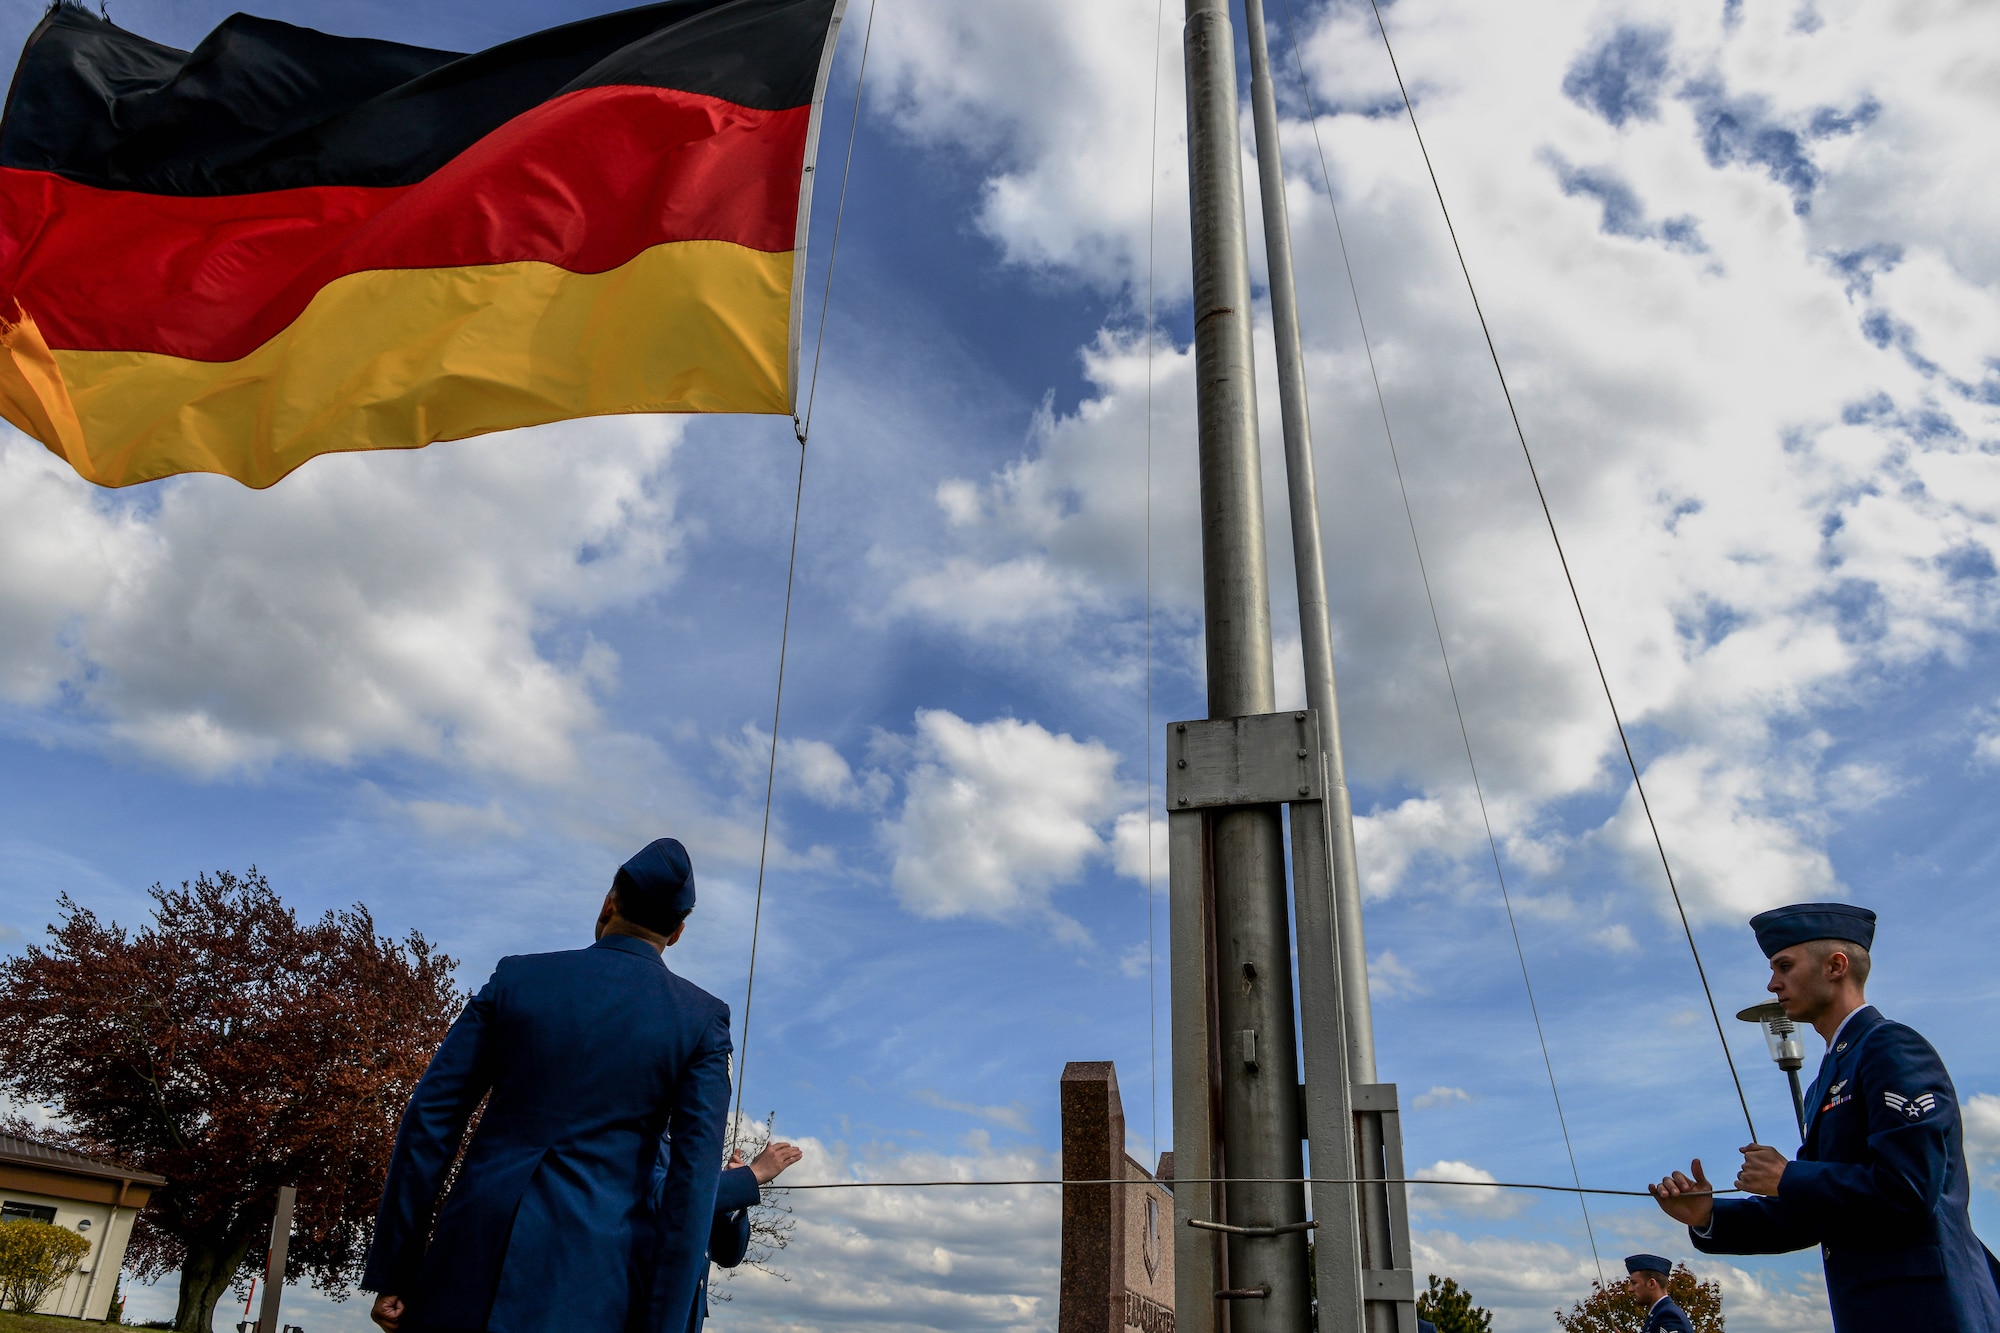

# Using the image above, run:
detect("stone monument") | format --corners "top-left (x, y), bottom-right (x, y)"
top-left (1059, 1062), bottom-right (1174, 1333)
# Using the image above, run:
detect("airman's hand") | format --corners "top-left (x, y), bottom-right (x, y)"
top-left (750, 1140), bottom-right (803, 1184)
top-left (1736, 1143), bottom-right (1788, 1197)
top-left (1649, 1158), bottom-right (1715, 1229)
top-left (370, 1293), bottom-right (404, 1333)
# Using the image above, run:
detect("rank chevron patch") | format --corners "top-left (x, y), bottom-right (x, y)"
top-left (1884, 1091), bottom-right (1939, 1119)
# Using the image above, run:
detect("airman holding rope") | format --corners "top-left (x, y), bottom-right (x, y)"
top-left (1649, 903), bottom-right (2000, 1331)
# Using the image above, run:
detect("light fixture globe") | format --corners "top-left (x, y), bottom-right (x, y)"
top-left (1738, 1000), bottom-right (1809, 1137)
top-left (1737, 1000), bottom-right (1805, 1071)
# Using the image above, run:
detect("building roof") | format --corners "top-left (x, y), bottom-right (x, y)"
top-left (0, 1134), bottom-right (166, 1187)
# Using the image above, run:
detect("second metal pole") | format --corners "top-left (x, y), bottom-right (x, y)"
top-left (1240, 0), bottom-right (1377, 1086)
top-left (1242, 7), bottom-right (1407, 1330)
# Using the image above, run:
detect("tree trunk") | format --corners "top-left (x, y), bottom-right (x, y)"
top-left (173, 1228), bottom-right (259, 1333)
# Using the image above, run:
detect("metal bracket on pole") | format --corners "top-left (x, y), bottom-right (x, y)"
top-left (254, 1186), bottom-right (295, 1333)
top-left (1352, 1085), bottom-right (1418, 1332)
top-left (1169, 795), bottom-right (1224, 1330)
top-left (1167, 712), bottom-right (1415, 1333)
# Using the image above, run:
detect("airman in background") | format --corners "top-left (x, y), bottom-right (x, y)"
top-left (1622, 1254), bottom-right (1692, 1333)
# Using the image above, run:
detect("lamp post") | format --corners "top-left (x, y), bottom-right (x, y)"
top-left (1737, 1001), bottom-right (1807, 1138)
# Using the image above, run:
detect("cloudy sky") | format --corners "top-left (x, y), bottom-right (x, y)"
top-left (3, 0), bottom-right (1998, 1330)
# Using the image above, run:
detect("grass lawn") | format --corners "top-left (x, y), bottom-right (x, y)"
top-left (0, 1312), bottom-right (116, 1332)
top-left (0, 1311), bottom-right (169, 1332)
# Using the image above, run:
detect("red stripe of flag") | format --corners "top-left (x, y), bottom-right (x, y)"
top-left (0, 85), bottom-right (807, 362)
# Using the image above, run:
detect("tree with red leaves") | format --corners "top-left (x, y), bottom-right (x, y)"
top-left (1556, 1263), bottom-right (1724, 1333)
top-left (0, 869), bottom-right (462, 1332)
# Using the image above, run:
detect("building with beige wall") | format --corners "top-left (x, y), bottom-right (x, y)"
top-left (0, 1134), bottom-right (164, 1320)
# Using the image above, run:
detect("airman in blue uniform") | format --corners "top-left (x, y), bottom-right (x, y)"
top-left (1650, 903), bottom-right (2000, 1332)
top-left (1622, 1254), bottom-right (1693, 1333)
top-left (364, 839), bottom-right (733, 1333)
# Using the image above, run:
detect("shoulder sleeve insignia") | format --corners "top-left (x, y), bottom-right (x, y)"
top-left (1884, 1091), bottom-right (1938, 1119)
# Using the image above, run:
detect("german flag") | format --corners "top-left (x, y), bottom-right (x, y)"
top-left (0, 0), bottom-right (843, 488)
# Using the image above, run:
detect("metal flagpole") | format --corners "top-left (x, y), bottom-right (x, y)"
top-left (1174, 1), bottom-right (1312, 1328)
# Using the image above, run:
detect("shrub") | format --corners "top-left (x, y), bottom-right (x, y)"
top-left (0, 1217), bottom-right (92, 1313)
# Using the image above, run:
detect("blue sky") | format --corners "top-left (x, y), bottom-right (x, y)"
top-left (3, 1), bottom-right (1999, 1330)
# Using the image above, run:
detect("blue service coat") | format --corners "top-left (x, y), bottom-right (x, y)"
top-left (1641, 1294), bottom-right (1693, 1333)
top-left (363, 936), bottom-right (733, 1333)
top-left (684, 1165), bottom-right (759, 1332)
top-left (1690, 1005), bottom-right (2000, 1331)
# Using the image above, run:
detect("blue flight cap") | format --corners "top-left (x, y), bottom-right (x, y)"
top-left (1624, 1253), bottom-right (1672, 1277)
top-left (615, 838), bottom-right (696, 920)
top-left (1749, 902), bottom-right (1875, 958)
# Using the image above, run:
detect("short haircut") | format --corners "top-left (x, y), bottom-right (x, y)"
top-left (612, 868), bottom-right (692, 936)
top-left (1810, 938), bottom-right (1871, 986)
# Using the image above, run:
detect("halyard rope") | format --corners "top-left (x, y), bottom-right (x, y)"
top-left (735, 0), bottom-right (878, 1153)
top-left (769, 1175), bottom-right (1725, 1199)
top-left (1142, 0), bottom-right (1169, 1177)
top-left (1360, 0), bottom-right (1759, 1144)
top-left (1274, 0), bottom-right (1603, 1283)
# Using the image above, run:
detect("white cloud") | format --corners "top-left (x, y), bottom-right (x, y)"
top-left (912, 1089), bottom-right (1033, 1135)
top-left (1109, 809), bottom-right (1166, 889)
top-left (711, 1134), bottom-right (1058, 1333)
top-left (1965, 1091), bottom-right (2000, 1192)
top-left (1601, 745), bottom-right (1840, 922)
top-left (0, 417), bottom-right (682, 781)
top-left (879, 710), bottom-right (1129, 926)
top-left (1591, 923), bottom-right (1639, 954)
top-left (717, 723), bottom-right (891, 811)
top-left (1412, 1227), bottom-right (1600, 1328)
top-left (1116, 940), bottom-right (1157, 980)
top-left (1972, 706), bottom-right (2000, 770)
top-left (1412, 1085), bottom-right (1474, 1112)
top-left (867, 0), bottom-right (1190, 296)
top-left (402, 798), bottom-right (521, 840)
top-left (1368, 949), bottom-right (1424, 999)
top-left (1353, 793), bottom-right (1484, 899)
top-left (1411, 1160), bottom-right (1527, 1219)
top-left (887, 554), bottom-right (1104, 635)
top-left (0, 443), bottom-right (152, 705)
top-left (1703, 1263), bottom-right (1837, 1333)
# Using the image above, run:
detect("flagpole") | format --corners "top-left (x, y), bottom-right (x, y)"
top-left (1177, 1), bottom-right (1313, 1328)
